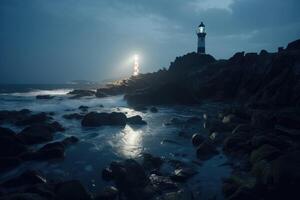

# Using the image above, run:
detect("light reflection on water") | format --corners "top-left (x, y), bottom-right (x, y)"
top-left (119, 126), bottom-right (143, 158)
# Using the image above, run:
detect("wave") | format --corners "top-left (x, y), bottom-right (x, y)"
top-left (0, 89), bottom-right (73, 97)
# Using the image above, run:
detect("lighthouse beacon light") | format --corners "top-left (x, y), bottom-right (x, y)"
top-left (133, 54), bottom-right (139, 76)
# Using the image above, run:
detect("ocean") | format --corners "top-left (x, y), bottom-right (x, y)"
top-left (0, 84), bottom-right (231, 199)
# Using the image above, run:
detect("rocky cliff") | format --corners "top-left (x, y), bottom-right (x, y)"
top-left (97, 39), bottom-right (300, 109)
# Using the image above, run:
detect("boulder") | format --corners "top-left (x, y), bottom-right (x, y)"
top-left (0, 193), bottom-right (47, 200)
top-left (127, 115), bottom-right (147, 125)
top-left (78, 105), bottom-right (89, 112)
top-left (81, 112), bottom-right (127, 127)
top-left (36, 95), bottom-right (54, 100)
top-left (0, 157), bottom-right (22, 173)
top-left (55, 180), bottom-right (91, 200)
top-left (15, 112), bottom-right (51, 126)
top-left (68, 90), bottom-right (95, 99)
top-left (142, 153), bottom-right (163, 170)
top-left (196, 140), bottom-right (218, 160)
top-left (63, 113), bottom-right (84, 120)
top-left (0, 128), bottom-right (27, 157)
top-left (61, 136), bottom-right (79, 146)
top-left (1, 170), bottom-right (47, 188)
top-left (170, 167), bottom-right (197, 182)
top-left (251, 111), bottom-right (274, 129)
top-left (250, 144), bottom-right (281, 164)
top-left (191, 134), bottom-right (205, 146)
top-left (95, 186), bottom-right (118, 200)
top-left (18, 125), bottom-right (55, 145)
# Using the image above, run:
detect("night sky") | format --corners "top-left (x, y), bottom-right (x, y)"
top-left (1, 0), bottom-right (300, 83)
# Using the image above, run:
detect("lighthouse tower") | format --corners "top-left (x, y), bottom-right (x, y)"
top-left (197, 22), bottom-right (206, 54)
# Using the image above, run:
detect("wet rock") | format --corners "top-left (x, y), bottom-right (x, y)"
top-left (251, 111), bottom-right (274, 129)
top-left (204, 119), bottom-right (234, 133)
top-left (149, 174), bottom-right (178, 192)
top-left (95, 91), bottom-right (107, 98)
top-left (81, 112), bottom-right (127, 127)
top-left (251, 134), bottom-right (290, 150)
top-left (170, 167), bottom-right (197, 182)
top-left (275, 112), bottom-right (300, 129)
top-left (0, 193), bottom-right (47, 200)
top-left (0, 127), bottom-right (27, 157)
top-left (15, 112), bottom-right (52, 126)
top-left (49, 121), bottom-right (65, 132)
top-left (222, 178), bottom-right (240, 198)
top-left (102, 168), bottom-right (114, 181)
top-left (0, 157), bottom-right (22, 173)
top-left (132, 105), bottom-right (148, 111)
top-left (250, 144), bottom-right (281, 164)
top-left (95, 186), bottom-right (118, 200)
top-left (36, 95), bottom-right (54, 100)
top-left (223, 133), bottom-right (252, 155)
top-left (127, 115), bottom-right (147, 125)
top-left (191, 133), bottom-right (205, 146)
top-left (18, 124), bottom-right (55, 145)
top-left (232, 124), bottom-right (253, 135)
top-left (196, 140), bottom-right (218, 160)
top-left (1, 170), bottom-right (47, 188)
top-left (227, 186), bottom-right (257, 200)
top-left (55, 180), bottom-right (92, 200)
top-left (142, 153), bottom-right (163, 170)
top-left (0, 109), bottom-right (31, 124)
top-left (150, 107), bottom-right (158, 113)
top-left (156, 189), bottom-right (193, 200)
top-left (63, 113), bottom-right (84, 120)
top-left (68, 90), bottom-right (95, 99)
top-left (62, 136), bottom-right (79, 146)
top-left (78, 105), bottom-right (89, 112)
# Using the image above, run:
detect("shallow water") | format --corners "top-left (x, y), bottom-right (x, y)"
top-left (0, 89), bottom-right (231, 199)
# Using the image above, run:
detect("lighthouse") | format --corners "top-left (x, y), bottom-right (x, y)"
top-left (197, 22), bottom-right (206, 54)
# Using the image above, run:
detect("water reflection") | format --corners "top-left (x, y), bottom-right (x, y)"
top-left (119, 125), bottom-right (143, 158)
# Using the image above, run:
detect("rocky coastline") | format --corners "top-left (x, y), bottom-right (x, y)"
top-left (0, 39), bottom-right (300, 199)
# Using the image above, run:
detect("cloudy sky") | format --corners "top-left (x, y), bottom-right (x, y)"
top-left (1, 0), bottom-right (300, 83)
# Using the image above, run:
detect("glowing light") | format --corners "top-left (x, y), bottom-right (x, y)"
top-left (120, 126), bottom-right (143, 157)
top-left (133, 54), bottom-right (139, 76)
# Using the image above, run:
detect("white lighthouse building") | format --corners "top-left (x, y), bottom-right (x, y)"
top-left (196, 22), bottom-right (206, 54)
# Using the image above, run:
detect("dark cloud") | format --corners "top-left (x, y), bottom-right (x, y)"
top-left (0, 0), bottom-right (299, 83)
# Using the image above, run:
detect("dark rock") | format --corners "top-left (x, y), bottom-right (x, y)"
top-left (1, 170), bottom-right (46, 188)
top-left (18, 124), bottom-right (55, 145)
top-left (149, 174), bottom-right (178, 192)
top-left (149, 107), bottom-right (158, 113)
top-left (36, 95), bottom-right (54, 100)
top-left (286, 39), bottom-right (300, 51)
top-left (102, 168), bottom-right (114, 181)
top-left (196, 140), bottom-right (218, 160)
top-left (251, 111), bottom-right (275, 129)
top-left (132, 105), bottom-right (148, 111)
top-left (204, 119), bottom-right (234, 133)
top-left (127, 115), bottom-right (147, 125)
top-left (15, 112), bottom-right (51, 126)
top-left (142, 153), bottom-right (163, 170)
top-left (95, 91), bottom-right (107, 98)
top-left (68, 90), bottom-right (95, 99)
top-left (0, 128), bottom-right (27, 157)
top-left (275, 112), bottom-right (300, 129)
top-left (63, 113), bottom-right (84, 120)
top-left (81, 112), bottom-right (127, 127)
top-left (95, 186), bottom-right (118, 200)
top-left (62, 136), bottom-right (79, 146)
top-left (250, 144), bottom-right (281, 164)
top-left (78, 105), bottom-right (89, 112)
top-left (223, 132), bottom-right (253, 155)
top-left (227, 186), bottom-right (257, 200)
top-left (0, 193), bottom-right (47, 200)
top-left (191, 134), bottom-right (205, 146)
top-left (55, 180), bottom-right (91, 200)
top-left (170, 167), bottom-right (197, 182)
top-left (49, 121), bottom-right (65, 132)
top-left (0, 157), bottom-right (22, 173)
top-left (251, 134), bottom-right (290, 150)
top-left (186, 116), bottom-right (201, 124)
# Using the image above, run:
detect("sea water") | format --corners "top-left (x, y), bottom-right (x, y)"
top-left (0, 85), bottom-right (231, 199)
